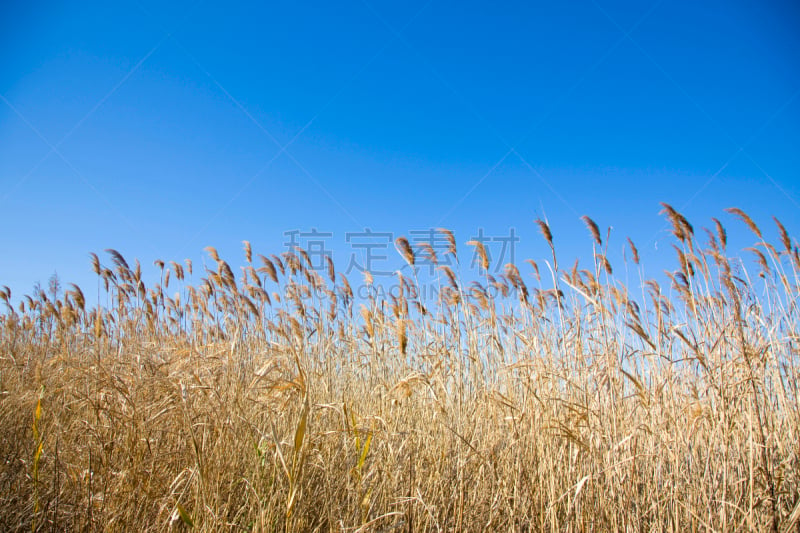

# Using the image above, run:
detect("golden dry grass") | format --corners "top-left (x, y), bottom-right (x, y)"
top-left (1, 205), bottom-right (799, 531)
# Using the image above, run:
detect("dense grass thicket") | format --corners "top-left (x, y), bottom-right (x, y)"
top-left (1, 205), bottom-right (799, 531)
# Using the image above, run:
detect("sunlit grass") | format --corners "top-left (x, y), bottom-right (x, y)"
top-left (1, 205), bottom-right (798, 531)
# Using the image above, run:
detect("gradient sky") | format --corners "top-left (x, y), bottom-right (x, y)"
top-left (1, 0), bottom-right (799, 302)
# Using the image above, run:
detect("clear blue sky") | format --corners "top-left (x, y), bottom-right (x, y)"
top-left (1, 0), bottom-right (799, 302)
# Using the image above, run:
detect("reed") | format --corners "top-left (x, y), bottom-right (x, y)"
top-left (1, 207), bottom-right (799, 531)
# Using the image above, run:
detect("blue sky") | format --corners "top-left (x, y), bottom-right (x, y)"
top-left (1, 0), bottom-right (799, 302)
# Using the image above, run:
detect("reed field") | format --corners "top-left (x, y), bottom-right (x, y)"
top-left (1, 204), bottom-right (799, 532)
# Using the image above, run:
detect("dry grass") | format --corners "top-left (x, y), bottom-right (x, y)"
top-left (1, 206), bottom-right (799, 532)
